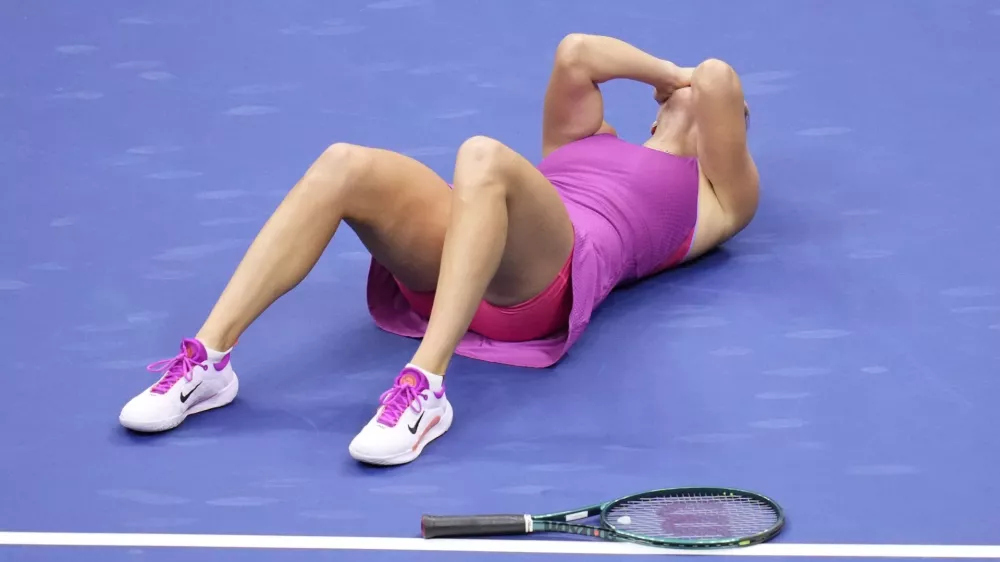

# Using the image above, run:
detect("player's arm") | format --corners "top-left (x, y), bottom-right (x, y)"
top-left (542, 34), bottom-right (686, 157)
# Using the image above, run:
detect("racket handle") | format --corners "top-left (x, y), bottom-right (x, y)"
top-left (421, 514), bottom-right (531, 539)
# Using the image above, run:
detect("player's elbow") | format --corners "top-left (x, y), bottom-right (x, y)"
top-left (554, 33), bottom-right (592, 70)
top-left (692, 59), bottom-right (739, 94)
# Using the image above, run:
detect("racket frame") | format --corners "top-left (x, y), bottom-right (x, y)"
top-left (423, 486), bottom-right (785, 549)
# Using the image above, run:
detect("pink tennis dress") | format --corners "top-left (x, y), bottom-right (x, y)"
top-left (366, 134), bottom-right (700, 367)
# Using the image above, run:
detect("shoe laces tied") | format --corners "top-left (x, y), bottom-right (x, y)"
top-left (146, 349), bottom-right (207, 395)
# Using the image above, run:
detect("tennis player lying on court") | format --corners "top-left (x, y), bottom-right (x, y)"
top-left (120, 34), bottom-right (758, 465)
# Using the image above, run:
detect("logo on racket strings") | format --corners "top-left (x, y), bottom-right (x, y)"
top-left (656, 503), bottom-right (732, 536)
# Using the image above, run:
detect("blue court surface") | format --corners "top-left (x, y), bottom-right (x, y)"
top-left (3, 0), bottom-right (1000, 560)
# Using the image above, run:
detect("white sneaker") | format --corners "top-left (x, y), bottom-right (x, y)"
top-left (349, 367), bottom-right (452, 466)
top-left (119, 338), bottom-right (239, 432)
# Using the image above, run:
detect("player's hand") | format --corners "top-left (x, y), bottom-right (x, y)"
top-left (653, 62), bottom-right (694, 104)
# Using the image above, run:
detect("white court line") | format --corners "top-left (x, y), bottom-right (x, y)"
top-left (1, 533), bottom-right (999, 558)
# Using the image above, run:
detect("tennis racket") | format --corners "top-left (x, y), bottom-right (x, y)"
top-left (421, 486), bottom-right (784, 549)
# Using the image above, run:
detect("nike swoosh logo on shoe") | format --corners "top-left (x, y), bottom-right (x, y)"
top-left (433, 387), bottom-right (446, 399)
top-left (410, 416), bottom-right (442, 452)
top-left (180, 382), bottom-right (203, 403)
top-left (408, 412), bottom-right (425, 434)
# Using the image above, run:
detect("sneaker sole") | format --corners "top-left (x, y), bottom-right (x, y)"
top-left (119, 376), bottom-right (240, 433)
top-left (349, 402), bottom-right (453, 466)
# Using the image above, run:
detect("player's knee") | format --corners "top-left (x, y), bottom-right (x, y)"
top-left (304, 143), bottom-right (373, 201)
top-left (455, 136), bottom-right (512, 196)
top-left (457, 135), bottom-right (508, 167)
top-left (318, 143), bottom-right (371, 178)
top-left (692, 59), bottom-right (739, 93)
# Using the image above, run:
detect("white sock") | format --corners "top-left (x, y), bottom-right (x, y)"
top-left (197, 339), bottom-right (231, 360)
top-left (406, 363), bottom-right (445, 394)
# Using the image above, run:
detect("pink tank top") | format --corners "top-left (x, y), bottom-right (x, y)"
top-left (539, 134), bottom-right (700, 285)
top-left (366, 133), bottom-right (700, 368)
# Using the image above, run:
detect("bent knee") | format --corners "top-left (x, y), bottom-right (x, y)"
top-left (456, 135), bottom-right (510, 167)
top-left (692, 58), bottom-right (740, 93)
top-left (454, 136), bottom-right (516, 194)
top-left (301, 142), bottom-right (373, 198)
top-left (316, 143), bottom-right (372, 177)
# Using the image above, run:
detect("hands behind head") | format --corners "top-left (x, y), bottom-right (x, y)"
top-left (649, 64), bottom-right (752, 134)
top-left (653, 62), bottom-right (695, 105)
top-left (650, 62), bottom-right (694, 135)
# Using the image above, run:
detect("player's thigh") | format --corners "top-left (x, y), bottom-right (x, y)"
top-left (453, 136), bottom-right (575, 306)
top-left (334, 144), bottom-right (453, 292)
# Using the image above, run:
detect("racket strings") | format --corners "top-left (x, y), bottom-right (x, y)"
top-left (605, 493), bottom-right (779, 540)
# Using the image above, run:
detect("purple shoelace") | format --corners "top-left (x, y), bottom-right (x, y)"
top-left (377, 384), bottom-right (427, 427)
top-left (146, 339), bottom-right (208, 395)
top-left (377, 368), bottom-right (436, 427)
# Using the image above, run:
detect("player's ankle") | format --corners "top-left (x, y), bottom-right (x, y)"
top-left (404, 364), bottom-right (445, 393)
top-left (194, 329), bottom-right (237, 353)
top-left (408, 353), bottom-right (450, 377)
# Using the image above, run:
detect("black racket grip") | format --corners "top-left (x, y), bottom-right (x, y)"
top-left (421, 514), bottom-right (530, 539)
